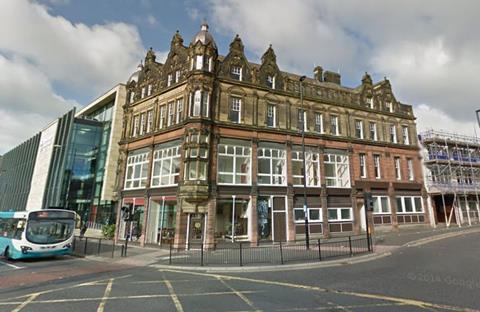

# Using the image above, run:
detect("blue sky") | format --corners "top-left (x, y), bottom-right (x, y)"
top-left (1, 0), bottom-right (479, 153)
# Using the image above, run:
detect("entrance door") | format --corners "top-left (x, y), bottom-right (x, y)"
top-left (189, 214), bottom-right (205, 246)
top-left (273, 197), bottom-right (286, 242)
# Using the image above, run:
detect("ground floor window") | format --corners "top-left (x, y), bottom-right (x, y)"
top-left (120, 198), bottom-right (145, 241)
top-left (373, 196), bottom-right (390, 214)
top-left (396, 196), bottom-right (423, 213)
top-left (294, 207), bottom-right (322, 222)
top-left (328, 207), bottom-right (353, 222)
top-left (147, 197), bottom-right (177, 245)
top-left (215, 197), bottom-right (250, 241)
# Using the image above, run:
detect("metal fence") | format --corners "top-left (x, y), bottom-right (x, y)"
top-left (72, 236), bottom-right (124, 258)
top-left (167, 235), bottom-right (372, 267)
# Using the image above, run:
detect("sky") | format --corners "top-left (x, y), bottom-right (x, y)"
top-left (1, 0), bottom-right (479, 154)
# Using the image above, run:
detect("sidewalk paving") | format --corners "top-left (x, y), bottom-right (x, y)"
top-left (84, 224), bottom-right (480, 271)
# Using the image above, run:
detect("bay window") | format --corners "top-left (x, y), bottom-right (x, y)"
top-left (217, 139), bottom-right (251, 185)
top-left (324, 152), bottom-right (350, 187)
top-left (189, 90), bottom-right (209, 118)
top-left (184, 131), bottom-right (209, 181)
top-left (257, 144), bottom-right (287, 185)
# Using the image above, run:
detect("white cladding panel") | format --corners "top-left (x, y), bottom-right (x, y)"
top-left (26, 121), bottom-right (58, 211)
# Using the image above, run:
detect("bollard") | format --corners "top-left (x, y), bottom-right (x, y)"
top-left (97, 239), bottom-right (102, 255)
top-left (169, 243), bottom-right (172, 265)
top-left (279, 241), bottom-right (284, 265)
top-left (317, 239), bottom-right (322, 261)
top-left (111, 239), bottom-right (115, 258)
top-left (239, 242), bottom-right (243, 267)
top-left (348, 236), bottom-right (353, 257)
top-left (84, 237), bottom-right (88, 255)
top-left (121, 245), bottom-right (125, 257)
top-left (200, 243), bottom-right (204, 266)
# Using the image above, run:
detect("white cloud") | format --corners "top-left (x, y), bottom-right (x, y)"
top-left (415, 104), bottom-right (478, 137)
top-left (209, 0), bottom-right (480, 136)
top-left (146, 14), bottom-right (158, 26)
top-left (0, 0), bottom-right (145, 153)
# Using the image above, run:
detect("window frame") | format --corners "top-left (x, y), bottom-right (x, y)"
top-left (324, 153), bottom-right (350, 188)
top-left (294, 207), bottom-right (322, 223)
top-left (359, 153), bottom-right (367, 178)
top-left (257, 146), bottom-right (287, 186)
top-left (402, 126), bottom-right (410, 145)
top-left (390, 125), bottom-right (397, 143)
top-left (355, 119), bottom-right (364, 139)
top-left (292, 149), bottom-right (321, 187)
top-left (267, 104), bottom-right (276, 128)
top-left (124, 151), bottom-right (150, 190)
top-left (230, 96), bottom-right (242, 123)
top-left (374, 154), bottom-right (381, 179)
top-left (217, 143), bottom-right (252, 185)
top-left (151, 145), bottom-right (181, 188)
top-left (394, 157), bottom-right (401, 180)
top-left (396, 196), bottom-right (424, 214)
top-left (373, 196), bottom-right (391, 214)
top-left (231, 66), bottom-right (242, 81)
top-left (407, 158), bottom-right (414, 181)
top-left (330, 115), bottom-right (339, 135)
top-left (369, 122), bottom-right (377, 141)
top-left (327, 207), bottom-right (353, 222)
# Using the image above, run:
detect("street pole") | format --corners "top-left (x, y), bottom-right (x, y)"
top-left (300, 76), bottom-right (310, 249)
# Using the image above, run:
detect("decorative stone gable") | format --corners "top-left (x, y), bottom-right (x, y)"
top-left (218, 34), bottom-right (252, 82)
top-left (259, 45), bottom-right (284, 90)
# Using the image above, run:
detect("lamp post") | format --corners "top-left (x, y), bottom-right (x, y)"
top-left (299, 75), bottom-right (310, 249)
top-left (476, 109), bottom-right (480, 128)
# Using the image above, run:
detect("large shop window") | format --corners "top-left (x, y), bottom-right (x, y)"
top-left (324, 153), bottom-right (350, 188)
top-left (373, 196), bottom-right (390, 214)
top-left (147, 197), bottom-right (176, 245)
top-left (151, 141), bottom-right (181, 187)
top-left (124, 149), bottom-right (150, 189)
top-left (328, 207), bottom-right (353, 222)
top-left (217, 139), bottom-right (251, 185)
top-left (215, 197), bottom-right (250, 241)
top-left (257, 143), bottom-right (287, 185)
top-left (396, 196), bottom-right (423, 213)
top-left (292, 147), bottom-right (320, 187)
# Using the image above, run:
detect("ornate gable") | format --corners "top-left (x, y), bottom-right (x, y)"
top-left (258, 45), bottom-right (284, 90)
top-left (162, 31), bottom-right (189, 87)
top-left (218, 34), bottom-right (252, 82)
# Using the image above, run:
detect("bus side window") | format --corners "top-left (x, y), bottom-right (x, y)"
top-left (13, 220), bottom-right (25, 240)
top-left (0, 220), bottom-right (7, 237)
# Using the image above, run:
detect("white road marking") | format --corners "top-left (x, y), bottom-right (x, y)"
top-left (11, 293), bottom-right (39, 312)
top-left (0, 260), bottom-right (24, 269)
top-left (164, 279), bottom-right (184, 312)
top-left (97, 278), bottom-right (113, 312)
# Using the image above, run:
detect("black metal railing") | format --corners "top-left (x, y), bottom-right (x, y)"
top-left (167, 234), bottom-right (372, 267)
top-left (72, 236), bottom-right (124, 258)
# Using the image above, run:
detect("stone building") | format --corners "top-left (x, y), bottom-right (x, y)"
top-left (117, 24), bottom-right (428, 248)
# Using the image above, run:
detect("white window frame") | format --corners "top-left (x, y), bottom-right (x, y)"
top-left (230, 97), bottom-right (241, 123)
top-left (217, 144), bottom-right (252, 185)
top-left (359, 153), bottom-right (366, 178)
top-left (328, 207), bottom-right (353, 222)
top-left (292, 150), bottom-right (321, 187)
top-left (132, 115), bottom-right (139, 137)
top-left (396, 196), bottom-right (424, 214)
top-left (257, 147), bottom-right (287, 186)
top-left (367, 97), bottom-right (374, 109)
top-left (129, 91), bottom-right (135, 104)
top-left (294, 207), bottom-right (322, 223)
top-left (146, 110), bottom-right (153, 133)
top-left (193, 90), bottom-right (202, 117)
top-left (124, 151), bottom-right (150, 190)
top-left (167, 102), bottom-right (175, 126)
top-left (151, 145), bottom-right (181, 187)
top-left (298, 109), bottom-right (308, 131)
top-left (267, 75), bottom-right (275, 89)
top-left (373, 196), bottom-right (391, 214)
top-left (355, 119), bottom-right (364, 139)
top-left (175, 70), bottom-right (181, 83)
top-left (139, 113), bottom-right (146, 136)
top-left (315, 113), bottom-right (323, 133)
top-left (394, 157), bottom-right (401, 180)
top-left (141, 87), bottom-right (146, 99)
top-left (386, 101), bottom-right (393, 113)
top-left (407, 158), bottom-right (414, 181)
top-left (147, 84), bottom-right (152, 96)
top-left (374, 154), bottom-right (381, 179)
top-left (167, 74), bottom-right (173, 87)
top-left (159, 106), bottom-right (166, 129)
top-left (330, 115), bottom-right (339, 135)
top-left (208, 56), bottom-right (213, 72)
top-left (369, 122), bottom-right (377, 141)
top-left (402, 126), bottom-right (410, 145)
top-left (267, 104), bottom-right (276, 128)
top-left (324, 153), bottom-right (350, 188)
top-left (390, 125), bottom-right (397, 143)
top-left (176, 98), bottom-right (183, 124)
top-left (231, 66), bottom-right (242, 81)
top-left (195, 55), bottom-right (203, 70)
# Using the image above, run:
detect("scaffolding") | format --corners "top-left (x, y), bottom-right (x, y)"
top-left (419, 129), bottom-right (480, 227)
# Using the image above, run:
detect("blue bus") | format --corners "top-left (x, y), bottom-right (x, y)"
top-left (0, 209), bottom-right (76, 260)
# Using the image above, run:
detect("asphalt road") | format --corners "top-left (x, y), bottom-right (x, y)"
top-left (0, 231), bottom-right (479, 311)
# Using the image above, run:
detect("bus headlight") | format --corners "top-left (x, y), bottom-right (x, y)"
top-left (20, 246), bottom-right (33, 254)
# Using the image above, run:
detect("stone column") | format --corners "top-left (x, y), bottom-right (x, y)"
top-left (174, 205), bottom-right (188, 250)
top-left (205, 197), bottom-right (216, 247)
top-left (388, 182), bottom-right (399, 230)
top-left (422, 186), bottom-right (433, 227)
top-left (351, 188), bottom-right (361, 235)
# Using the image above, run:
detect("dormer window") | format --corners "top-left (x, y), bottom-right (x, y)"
top-left (147, 84), bottom-right (152, 96)
top-left (141, 87), bottom-right (146, 99)
top-left (266, 75), bottom-right (275, 89)
top-left (367, 97), bottom-right (374, 109)
top-left (231, 66), bottom-right (242, 81)
top-left (175, 70), bottom-right (181, 83)
top-left (386, 101), bottom-right (393, 113)
top-left (167, 74), bottom-right (173, 87)
top-left (129, 91), bottom-right (135, 104)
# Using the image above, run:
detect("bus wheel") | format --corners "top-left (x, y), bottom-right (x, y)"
top-left (4, 247), bottom-right (11, 260)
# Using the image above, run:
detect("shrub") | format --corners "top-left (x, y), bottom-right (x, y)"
top-left (102, 224), bottom-right (116, 239)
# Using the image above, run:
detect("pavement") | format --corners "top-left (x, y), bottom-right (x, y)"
top-left (84, 223), bottom-right (480, 272)
top-left (1, 228), bottom-right (480, 311)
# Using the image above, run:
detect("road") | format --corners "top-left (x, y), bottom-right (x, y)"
top-left (0, 231), bottom-right (479, 311)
